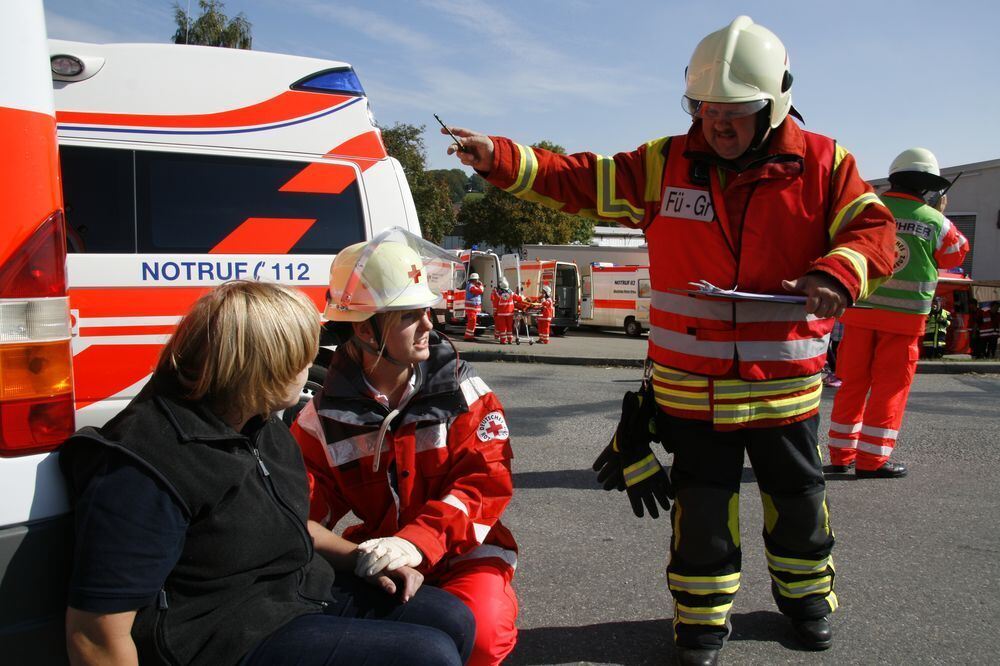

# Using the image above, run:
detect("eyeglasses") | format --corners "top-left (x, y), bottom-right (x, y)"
top-left (681, 97), bottom-right (768, 121)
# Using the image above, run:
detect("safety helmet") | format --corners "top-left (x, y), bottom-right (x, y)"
top-left (469, 272), bottom-right (480, 281)
top-left (325, 227), bottom-right (458, 322)
top-left (541, 285), bottom-right (552, 296)
top-left (888, 147), bottom-right (951, 192)
top-left (498, 276), bottom-right (509, 290)
top-left (683, 16), bottom-right (793, 129)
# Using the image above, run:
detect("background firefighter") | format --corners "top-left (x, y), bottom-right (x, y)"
top-left (829, 148), bottom-right (969, 478)
top-left (491, 277), bottom-right (517, 344)
top-left (443, 16), bottom-right (895, 665)
top-left (464, 272), bottom-right (484, 341)
top-left (536, 285), bottom-right (555, 344)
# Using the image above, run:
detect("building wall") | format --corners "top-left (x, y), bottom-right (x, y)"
top-left (870, 158), bottom-right (1000, 280)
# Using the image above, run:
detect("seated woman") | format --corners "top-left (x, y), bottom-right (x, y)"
top-left (291, 231), bottom-right (519, 666)
top-left (61, 280), bottom-right (474, 666)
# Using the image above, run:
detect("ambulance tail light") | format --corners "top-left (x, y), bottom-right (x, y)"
top-left (0, 211), bottom-right (75, 457)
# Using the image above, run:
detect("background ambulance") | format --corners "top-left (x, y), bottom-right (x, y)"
top-left (579, 263), bottom-right (651, 336)
top-left (1, 9), bottom-right (424, 659)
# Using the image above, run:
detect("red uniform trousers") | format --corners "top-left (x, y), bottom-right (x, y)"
top-left (494, 313), bottom-right (513, 343)
top-left (435, 559), bottom-right (518, 666)
top-left (536, 316), bottom-right (551, 343)
top-left (464, 306), bottom-right (480, 339)
top-left (828, 325), bottom-right (920, 470)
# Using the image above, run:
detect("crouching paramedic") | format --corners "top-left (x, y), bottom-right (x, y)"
top-left (443, 16), bottom-right (895, 665)
top-left (292, 229), bottom-right (519, 666)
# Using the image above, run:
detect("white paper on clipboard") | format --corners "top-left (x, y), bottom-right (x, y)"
top-left (680, 280), bottom-right (808, 304)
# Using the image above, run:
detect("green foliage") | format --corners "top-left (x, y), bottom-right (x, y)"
top-left (380, 123), bottom-right (456, 244)
top-left (458, 141), bottom-right (592, 249)
top-left (172, 0), bottom-right (252, 49)
top-left (427, 168), bottom-right (470, 204)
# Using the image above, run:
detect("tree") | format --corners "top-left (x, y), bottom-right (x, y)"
top-left (427, 168), bottom-right (471, 204)
top-left (172, 0), bottom-right (252, 49)
top-left (458, 141), bottom-right (592, 251)
top-left (380, 123), bottom-right (456, 244)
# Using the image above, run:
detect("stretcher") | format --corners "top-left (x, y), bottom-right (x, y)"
top-left (513, 303), bottom-right (540, 345)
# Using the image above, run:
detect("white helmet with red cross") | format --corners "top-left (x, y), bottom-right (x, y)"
top-left (683, 15), bottom-right (794, 129)
top-left (325, 227), bottom-right (458, 322)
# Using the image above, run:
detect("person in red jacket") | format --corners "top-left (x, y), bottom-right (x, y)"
top-left (491, 277), bottom-right (516, 344)
top-left (442, 16), bottom-right (895, 665)
top-left (292, 230), bottom-right (519, 666)
top-left (536, 285), bottom-right (555, 343)
top-left (464, 273), bottom-right (484, 341)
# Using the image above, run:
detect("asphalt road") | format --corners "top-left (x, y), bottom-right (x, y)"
top-left (478, 363), bottom-right (1000, 665)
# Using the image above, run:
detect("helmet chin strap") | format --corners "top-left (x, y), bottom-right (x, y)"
top-left (740, 107), bottom-right (773, 159)
top-left (352, 315), bottom-right (411, 369)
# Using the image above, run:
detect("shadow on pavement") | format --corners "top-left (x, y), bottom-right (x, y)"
top-left (727, 610), bottom-right (805, 650)
top-left (506, 618), bottom-right (674, 665)
top-left (514, 467), bottom-right (758, 491)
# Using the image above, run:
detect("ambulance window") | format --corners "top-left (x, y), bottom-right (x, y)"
top-left (638, 279), bottom-right (651, 299)
top-left (59, 146), bottom-right (136, 253)
top-left (135, 152), bottom-right (366, 254)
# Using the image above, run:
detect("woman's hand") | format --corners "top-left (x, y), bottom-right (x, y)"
top-left (366, 565), bottom-right (424, 602)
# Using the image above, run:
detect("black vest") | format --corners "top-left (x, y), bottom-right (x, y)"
top-left (60, 375), bottom-right (337, 666)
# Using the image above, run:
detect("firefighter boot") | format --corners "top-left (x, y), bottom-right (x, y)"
top-left (855, 461), bottom-right (907, 478)
top-left (791, 616), bottom-right (832, 650)
top-left (675, 647), bottom-right (720, 666)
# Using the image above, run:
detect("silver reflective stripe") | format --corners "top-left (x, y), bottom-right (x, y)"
top-left (668, 574), bottom-right (740, 594)
top-left (827, 438), bottom-right (857, 449)
top-left (858, 441), bottom-right (894, 456)
top-left (649, 325), bottom-right (734, 359)
top-left (506, 145), bottom-right (537, 196)
top-left (415, 422), bottom-right (447, 453)
top-left (735, 301), bottom-right (818, 323)
top-left (714, 389), bottom-right (820, 419)
top-left (651, 289), bottom-right (731, 320)
top-left (863, 294), bottom-right (933, 312)
top-left (713, 376), bottom-right (817, 397)
top-left (829, 420), bottom-right (862, 434)
top-left (771, 575), bottom-right (832, 598)
top-left (327, 430), bottom-right (379, 466)
top-left (623, 455), bottom-right (660, 486)
top-left (460, 376), bottom-right (492, 407)
top-left (597, 157), bottom-right (642, 222)
top-left (735, 334), bottom-right (830, 362)
top-left (652, 389), bottom-right (709, 407)
top-left (860, 424), bottom-right (898, 440)
top-left (449, 544), bottom-right (518, 570)
top-left (881, 278), bottom-right (938, 293)
top-left (766, 552), bottom-right (830, 573)
top-left (675, 607), bottom-right (730, 624)
top-left (937, 216), bottom-right (954, 247)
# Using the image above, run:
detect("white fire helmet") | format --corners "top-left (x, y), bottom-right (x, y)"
top-left (541, 285), bottom-right (552, 296)
top-left (683, 16), bottom-right (793, 129)
top-left (498, 276), bottom-right (509, 290)
top-left (325, 227), bottom-right (459, 322)
top-left (469, 273), bottom-right (480, 281)
top-left (888, 147), bottom-right (951, 191)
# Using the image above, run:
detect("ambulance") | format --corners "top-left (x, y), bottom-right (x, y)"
top-left (450, 249), bottom-right (504, 331)
top-left (579, 263), bottom-right (650, 336)
top-left (50, 37), bottom-right (422, 428)
top-left (504, 257), bottom-right (581, 336)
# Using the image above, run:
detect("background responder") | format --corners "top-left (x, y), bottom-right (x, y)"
top-left (978, 302), bottom-right (999, 359)
top-left (492, 276), bottom-right (516, 344)
top-left (464, 272), bottom-right (484, 341)
top-left (292, 230), bottom-right (519, 666)
top-left (443, 16), bottom-right (896, 665)
top-left (828, 148), bottom-right (969, 478)
top-left (922, 299), bottom-right (952, 358)
top-left (61, 282), bottom-right (473, 666)
top-left (536, 285), bottom-right (555, 344)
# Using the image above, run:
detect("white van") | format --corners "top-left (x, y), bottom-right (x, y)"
top-left (51, 38), bottom-right (421, 428)
top-left (580, 263), bottom-right (651, 336)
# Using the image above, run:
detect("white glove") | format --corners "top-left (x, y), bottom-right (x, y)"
top-left (354, 537), bottom-right (423, 578)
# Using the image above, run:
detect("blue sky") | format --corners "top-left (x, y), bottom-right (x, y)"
top-left (44, 0), bottom-right (1000, 178)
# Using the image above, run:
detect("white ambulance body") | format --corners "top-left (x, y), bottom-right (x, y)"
top-left (451, 249), bottom-right (504, 327)
top-left (580, 264), bottom-right (650, 336)
top-left (50, 39), bottom-right (421, 428)
top-left (505, 258), bottom-right (581, 335)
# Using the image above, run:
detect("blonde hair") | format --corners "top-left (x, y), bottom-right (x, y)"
top-left (157, 281), bottom-right (319, 417)
top-left (346, 310), bottom-right (405, 367)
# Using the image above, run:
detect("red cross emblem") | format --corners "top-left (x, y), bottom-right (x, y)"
top-left (407, 264), bottom-right (422, 283)
top-left (486, 421), bottom-right (504, 437)
top-left (525, 279), bottom-right (532, 288)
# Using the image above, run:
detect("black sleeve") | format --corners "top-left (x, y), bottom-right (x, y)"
top-left (68, 451), bottom-right (188, 614)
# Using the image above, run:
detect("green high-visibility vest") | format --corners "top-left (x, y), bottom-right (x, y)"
top-left (861, 193), bottom-right (947, 315)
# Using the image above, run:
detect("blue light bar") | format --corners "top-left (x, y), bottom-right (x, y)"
top-left (292, 68), bottom-right (366, 96)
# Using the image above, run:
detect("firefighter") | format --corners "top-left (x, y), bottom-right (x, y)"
top-left (829, 148), bottom-right (969, 478)
top-left (492, 277), bottom-right (516, 344)
top-left (536, 285), bottom-right (555, 344)
top-left (465, 272), bottom-right (484, 341)
top-left (444, 16), bottom-right (896, 664)
top-left (292, 230), bottom-right (519, 666)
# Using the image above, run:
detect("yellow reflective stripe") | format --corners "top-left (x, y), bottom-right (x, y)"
top-left (643, 137), bottom-right (670, 202)
top-left (668, 572), bottom-right (740, 595)
top-left (833, 143), bottom-right (849, 174)
top-left (827, 246), bottom-right (869, 299)
top-left (675, 601), bottom-right (733, 626)
top-left (657, 397), bottom-right (711, 412)
top-left (761, 492), bottom-right (778, 534)
top-left (727, 492), bottom-right (740, 548)
top-left (770, 573), bottom-right (833, 598)
top-left (673, 497), bottom-right (683, 551)
top-left (623, 453), bottom-right (660, 486)
top-left (505, 143), bottom-right (538, 196)
top-left (713, 384), bottom-right (822, 425)
top-left (596, 155), bottom-right (644, 224)
top-left (766, 549), bottom-right (830, 574)
top-left (828, 191), bottom-right (881, 240)
top-left (825, 591), bottom-right (839, 614)
top-left (822, 497), bottom-right (831, 536)
top-left (714, 375), bottom-right (821, 399)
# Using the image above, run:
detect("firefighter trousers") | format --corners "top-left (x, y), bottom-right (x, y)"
top-left (828, 325), bottom-right (920, 470)
top-left (663, 414), bottom-right (837, 650)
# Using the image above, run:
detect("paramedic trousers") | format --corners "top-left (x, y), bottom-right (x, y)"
top-left (828, 325), bottom-right (920, 471)
top-left (436, 559), bottom-right (519, 666)
top-left (465, 306), bottom-right (480, 339)
top-left (663, 414), bottom-right (837, 650)
top-left (536, 317), bottom-right (551, 343)
top-left (494, 313), bottom-right (513, 344)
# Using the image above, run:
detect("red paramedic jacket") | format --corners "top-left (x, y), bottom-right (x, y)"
top-left (291, 332), bottom-right (517, 575)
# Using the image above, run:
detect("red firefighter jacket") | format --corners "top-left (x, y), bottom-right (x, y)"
top-left (291, 333), bottom-right (517, 575)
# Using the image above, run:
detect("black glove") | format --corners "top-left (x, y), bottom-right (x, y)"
top-left (592, 387), bottom-right (673, 518)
